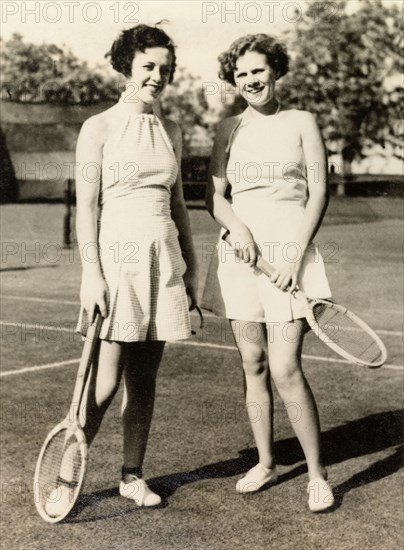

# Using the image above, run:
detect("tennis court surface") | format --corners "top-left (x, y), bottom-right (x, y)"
top-left (1, 198), bottom-right (403, 550)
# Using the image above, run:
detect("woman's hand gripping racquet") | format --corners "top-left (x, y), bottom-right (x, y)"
top-left (222, 230), bottom-right (387, 368)
top-left (34, 313), bottom-right (103, 523)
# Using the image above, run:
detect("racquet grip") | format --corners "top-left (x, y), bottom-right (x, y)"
top-left (255, 256), bottom-right (274, 277)
top-left (222, 229), bottom-right (298, 294)
top-left (85, 312), bottom-right (103, 342)
top-left (256, 257), bottom-right (298, 294)
top-left (222, 228), bottom-right (274, 274)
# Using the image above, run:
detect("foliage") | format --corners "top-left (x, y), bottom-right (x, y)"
top-left (220, 0), bottom-right (402, 170)
top-left (159, 67), bottom-right (210, 156)
top-left (277, 0), bottom-right (403, 168)
top-left (0, 34), bottom-right (120, 104)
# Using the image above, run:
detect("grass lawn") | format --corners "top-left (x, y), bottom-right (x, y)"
top-left (0, 199), bottom-right (403, 550)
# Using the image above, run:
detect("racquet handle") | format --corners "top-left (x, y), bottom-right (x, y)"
top-left (85, 312), bottom-right (103, 343)
top-left (256, 256), bottom-right (298, 295)
top-left (222, 229), bottom-right (299, 295)
top-left (71, 312), bottom-right (103, 413)
top-left (255, 256), bottom-right (274, 277)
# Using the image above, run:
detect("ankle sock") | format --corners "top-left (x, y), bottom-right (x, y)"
top-left (122, 466), bottom-right (143, 481)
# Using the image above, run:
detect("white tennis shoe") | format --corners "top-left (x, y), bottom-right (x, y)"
top-left (236, 463), bottom-right (278, 493)
top-left (307, 477), bottom-right (335, 512)
top-left (119, 475), bottom-right (161, 507)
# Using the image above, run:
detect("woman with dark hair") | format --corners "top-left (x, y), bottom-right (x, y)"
top-left (203, 34), bottom-right (335, 512)
top-left (49, 24), bottom-right (197, 513)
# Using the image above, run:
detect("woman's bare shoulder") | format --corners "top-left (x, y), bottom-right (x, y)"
top-left (281, 108), bottom-right (317, 124)
top-left (79, 105), bottom-right (119, 143)
top-left (215, 114), bottom-right (242, 143)
top-left (158, 118), bottom-right (182, 152)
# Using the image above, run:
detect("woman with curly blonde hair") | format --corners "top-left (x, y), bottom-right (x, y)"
top-left (203, 33), bottom-right (334, 512)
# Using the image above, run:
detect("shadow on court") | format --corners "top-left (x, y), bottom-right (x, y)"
top-left (66, 409), bottom-right (403, 522)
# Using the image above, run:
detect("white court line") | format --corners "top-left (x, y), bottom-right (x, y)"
top-left (1, 339), bottom-right (402, 377)
top-left (170, 341), bottom-right (403, 371)
top-left (375, 329), bottom-right (402, 336)
top-left (1, 318), bottom-right (402, 338)
top-left (1, 293), bottom-right (403, 317)
top-left (0, 321), bottom-right (74, 333)
top-left (0, 295), bottom-right (78, 306)
top-left (1, 359), bottom-right (80, 376)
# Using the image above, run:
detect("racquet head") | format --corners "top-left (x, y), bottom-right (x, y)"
top-left (306, 300), bottom-right (387, 368)
top-left (34, 424), bottom-right (87, 523)
top-left (34, 313), bottom-right (102, 523)
top-left (254, 255), bottom-right (387, 368)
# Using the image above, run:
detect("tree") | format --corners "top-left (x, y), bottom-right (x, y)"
top-left (0, 33), bottom-right (120, 104)
top-left (278, 0), bottom-right (402, 185)
top-left (159, 67), bottom-right (210, 156)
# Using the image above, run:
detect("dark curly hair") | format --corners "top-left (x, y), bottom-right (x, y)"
top-left (105, 24), bottom-right (176, 83)
top-left (218, 34), bottom-right (289, 86)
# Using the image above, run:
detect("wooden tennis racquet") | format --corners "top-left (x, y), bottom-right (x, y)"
top-left (34, 313), bottom-right (103, 523)
top-left (256, 255), bottom-right (387, 367)
top-left (222, 231), bottom-right (387, 368)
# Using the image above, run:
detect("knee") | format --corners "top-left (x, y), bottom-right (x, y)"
top-left (95, 378), bottom-right (120, 408)
top-left (241, 349), bottom-right (268, 377)
top-left (270, 359), bottom-right (302, 391)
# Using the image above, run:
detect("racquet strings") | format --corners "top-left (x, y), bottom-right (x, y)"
top-left (313, 302), bottom-right (384, 366)
top-left (37, 429), bottom-right (82, 517)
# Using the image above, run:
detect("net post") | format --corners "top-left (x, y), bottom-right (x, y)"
top-left (63, 178), bottom-right (73, 249)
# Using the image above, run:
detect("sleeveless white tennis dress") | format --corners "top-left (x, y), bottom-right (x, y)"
top-left (78, 93), bottom-right (191, 342)
top-left (202, 106), bottom-right (332, 323)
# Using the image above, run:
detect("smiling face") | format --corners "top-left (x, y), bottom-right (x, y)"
top-left (127, 47), bottom-right (173, 106)
top-left (234, 50), bottom-right (278, 111)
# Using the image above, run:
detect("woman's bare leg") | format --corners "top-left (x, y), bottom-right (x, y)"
top-left (267, 319), bottom-right (326, 481)
top-left (82, 340), bottom-right (124, 445)
top-left (231, 320), bottom-right (274, 469)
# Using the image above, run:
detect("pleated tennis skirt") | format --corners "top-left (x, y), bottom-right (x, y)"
top-left (76, 188), bottom-right (191, 342)
top-left (201, 194), bottom-right (332, 323)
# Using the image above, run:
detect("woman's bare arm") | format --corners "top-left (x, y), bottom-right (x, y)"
top-left (270, 111), bottom-right (329, 291)
top-left (206, 117), bottom-right (258, 265)
top-left (166, 121), bottom-right (198, 307)
top-left (75, 116), bottom-right (108, 321)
